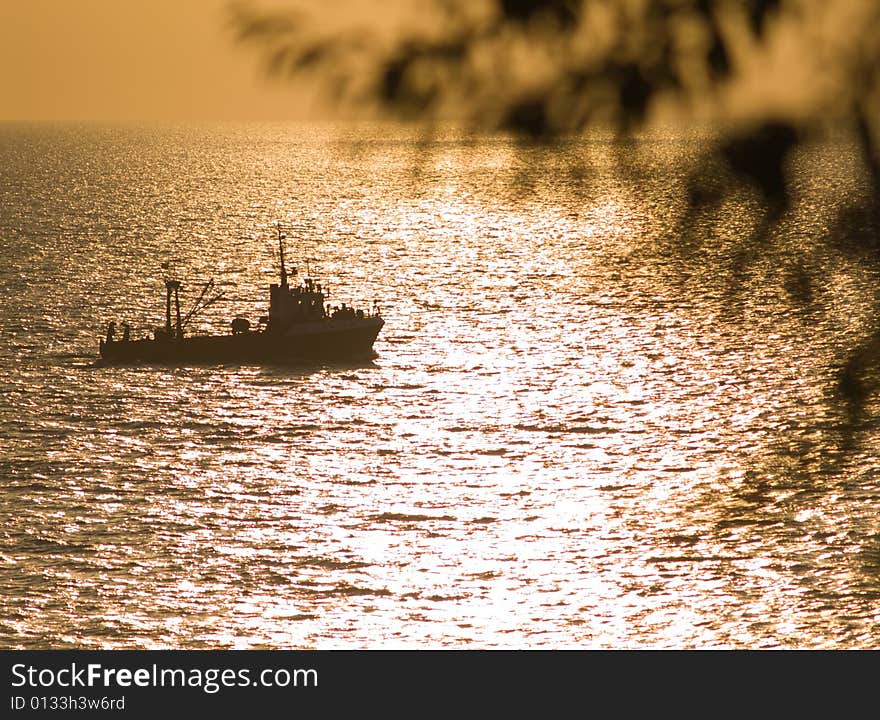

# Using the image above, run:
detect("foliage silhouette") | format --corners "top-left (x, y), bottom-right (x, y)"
top-left (231, 0), bottom-right (880, 449)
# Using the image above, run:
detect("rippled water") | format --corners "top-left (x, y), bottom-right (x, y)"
top-left (2, 122), bottom-right (880, 648)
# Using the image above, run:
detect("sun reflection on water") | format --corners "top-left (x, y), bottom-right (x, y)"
top-left (1, 124), bottom-right (879, 648)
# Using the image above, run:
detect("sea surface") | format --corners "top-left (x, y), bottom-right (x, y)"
top-left (1, 122), bottom-right (879, 649)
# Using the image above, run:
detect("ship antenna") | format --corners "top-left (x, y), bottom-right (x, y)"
top-left (277, 223), bottom-right (288, 288)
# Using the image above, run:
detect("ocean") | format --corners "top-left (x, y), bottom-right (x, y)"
top-left (1, 121), bottom-right (879, 648)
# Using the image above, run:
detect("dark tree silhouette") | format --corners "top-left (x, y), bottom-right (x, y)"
top-left (230, 0), bottom-right (880, 446)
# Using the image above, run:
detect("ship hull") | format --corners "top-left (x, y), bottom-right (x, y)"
top-left (99, 317), bottom-right (384, 364)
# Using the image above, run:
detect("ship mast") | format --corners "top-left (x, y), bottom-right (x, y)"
top-left (164, 279), bottom-right (182, 339)
top-left (161, 261), bottom-right (183, 340)
top-left (277, 223), bottom-right (288, 288)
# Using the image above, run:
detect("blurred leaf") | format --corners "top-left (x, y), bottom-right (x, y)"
top-left (229, 3), bottom-right (297, 41)
top-left (499, 0), bottom-right (580, 28)
top-left (380, 40), bottom-right (466, 113)
top-left (706, 24), bottom-right (730, 80)
top-left (502, 97), bottom-right (551, 137)
top-left (720, 121), bottom-right (799, 212)
top-left (617, 63), bottom-right (653, 129)
top-left (747, 0), bottom-right (782, 37)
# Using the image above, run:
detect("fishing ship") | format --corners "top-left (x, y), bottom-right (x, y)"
top-left (99, 226), bottom-right (384, 364)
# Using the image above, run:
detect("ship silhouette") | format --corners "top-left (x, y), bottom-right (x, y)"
top-left (99, 225), bottom-right (384, 364)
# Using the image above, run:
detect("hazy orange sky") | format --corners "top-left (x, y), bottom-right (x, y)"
top-left (0, 0), bottom-right (307, 121)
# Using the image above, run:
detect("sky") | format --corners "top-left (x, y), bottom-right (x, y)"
top-left (0, 0), bottom-right (307, 121)
top-left (0, 0), bottom-right (860, 126)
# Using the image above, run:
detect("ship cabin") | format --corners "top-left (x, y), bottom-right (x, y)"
top-left (268, 276), bottom-right (326, 331)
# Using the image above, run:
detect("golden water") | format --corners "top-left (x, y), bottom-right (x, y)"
top-left (1, 123), bottom-right (879, 648)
